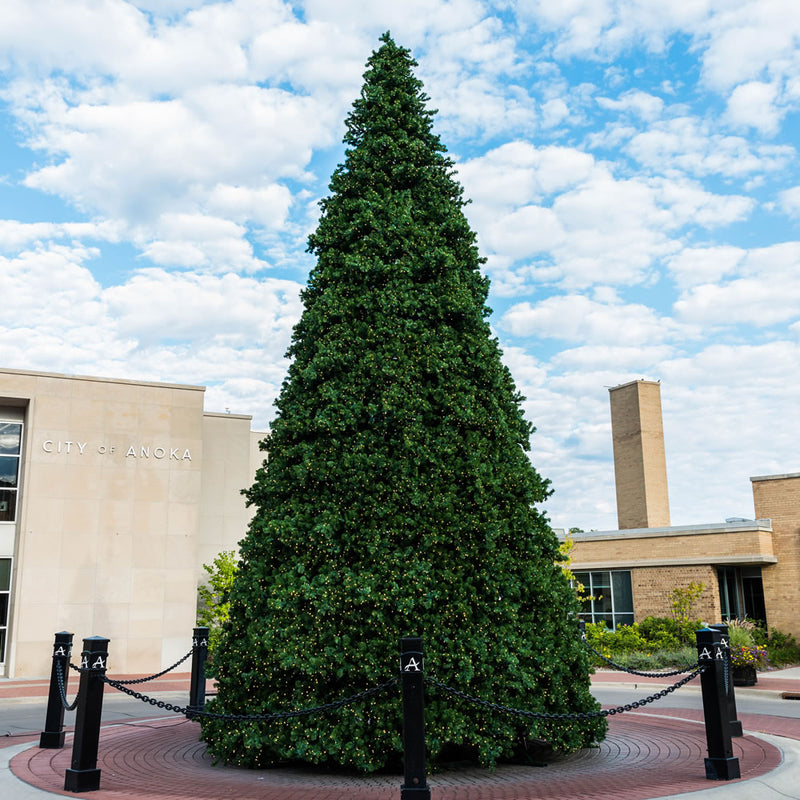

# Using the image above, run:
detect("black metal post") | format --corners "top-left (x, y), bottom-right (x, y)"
top-left (40, 631), bottom-right (75, 748)
top-left (709, 623), bottom-right (743, 737)
top-left (64, 636), bottom-right (110, 792)
top-left (400, 636), bottom-right (430, 800)
top-left (696, 627), bottom-right (740, 780)
top-left (187, 626), bottom-right (209, 718)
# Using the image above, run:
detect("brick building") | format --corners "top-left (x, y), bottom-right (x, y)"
top-left (567, 380), bottom-right (799, 639)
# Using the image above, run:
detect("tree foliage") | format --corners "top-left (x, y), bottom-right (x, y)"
top-left (196, 550), bottom-right (238, 677)
top-left (200, 33), bottom-right (605, 772)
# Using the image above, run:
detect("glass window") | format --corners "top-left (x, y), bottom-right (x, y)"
top-left (0, 558), bottom-right (10, 664)
top-left (0, 456), bottom-right (19, 487)
top-left (0, 423), bottom-right (21, 455)
top-left (0, 423), bottom-right (21, 523)
top-left (574, 570), bottom-right (634, 630)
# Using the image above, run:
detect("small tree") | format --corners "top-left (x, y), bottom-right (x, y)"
top-left (201, 33), bottom-right (604, 772)
top-left (197, 551), bottom-right (238, 675)
top-left (670, 581), bottom-right (705, 623)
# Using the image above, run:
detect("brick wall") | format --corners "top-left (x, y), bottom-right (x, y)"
top-left (632, 565), bottom-right (721, 622)
top-left (569, 526), bottom-right (775, 567)
top-left (752, 474), bottom-right (800, 640)
top-left (609, 380), bottom-right (671, 529)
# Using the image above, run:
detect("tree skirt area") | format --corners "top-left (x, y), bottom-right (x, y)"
top-left (11, 713), bottom-right (780, 800)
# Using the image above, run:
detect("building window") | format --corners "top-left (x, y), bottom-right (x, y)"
top-left (0, 422), bottom-right (22, 523)
top-left (573, 570), bottom-right (634, 630)
top-left (0, 558), bottom-right (10, 664)
top-left (718, 566), bottom-right (766, 626)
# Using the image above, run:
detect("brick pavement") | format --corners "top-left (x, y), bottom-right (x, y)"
top-left (6, 710), bottom-right (782, 799)
top-left (2, 666), bottom-right (798, 799)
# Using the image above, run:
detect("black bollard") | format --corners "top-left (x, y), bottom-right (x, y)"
top-left (64, 636), bottom-right (110, 792)
top-left (187, 626), bottom-right (209, 718)
top-left (696, 627), bottom-right (740, 780)
top-left (400, 636), bottom-right (430, 800)
top-left (40, 631), bottom-right (75, 748)
top-left (709, 623), bottom-right (743, 737)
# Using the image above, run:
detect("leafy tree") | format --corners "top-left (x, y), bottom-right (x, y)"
top-left (670, 581), bottom-right (706, 626)
top-left (196, 551), bottom-right (238, 677)
top-left (201, 33), bottom-right (605, 772)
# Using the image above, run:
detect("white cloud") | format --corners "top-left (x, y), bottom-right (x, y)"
top-left (667, 245), bottom-right (745, 289)
top-left (104, 268), bottom-right (302, 345)
top-left (596, 89), bottom-right (664, 120)
top-left (725, 81), bottom-right (782, 135)
top-left (699, 1), bottom-right (800, 93)
top-left (460, 142), bottom-right (752, 291)
top-left (674, 242), bottom-right (800, 326)
top-left (0, 219), bottom-right (122, 251)
top-left (500, 295), bottom-right (669, 345)
top-left (626, 117), bottom-right (794, 177)
top-left (779, 186), bottom-right (800, 217)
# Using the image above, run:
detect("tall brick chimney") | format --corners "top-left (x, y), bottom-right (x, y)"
top-left (609, 380), bottom-right (671, 529)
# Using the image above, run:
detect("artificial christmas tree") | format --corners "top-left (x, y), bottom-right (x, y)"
top-left (201, 33), bottom-right (604, 771)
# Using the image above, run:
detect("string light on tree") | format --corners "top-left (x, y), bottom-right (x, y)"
top-left (200, 32), bottom-right (605, 772)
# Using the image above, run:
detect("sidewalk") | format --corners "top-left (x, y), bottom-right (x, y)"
top-left (591, 664), bottom-right (800, 700)
top-left (1, 667), bottom-right (799, 799)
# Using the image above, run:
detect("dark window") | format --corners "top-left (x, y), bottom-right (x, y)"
top-left (573, 570), bottom-right (634, 630)
top-left (0, 558), bottom-right (10, 664)
top-left (718, 566), bottom-right (766, 626)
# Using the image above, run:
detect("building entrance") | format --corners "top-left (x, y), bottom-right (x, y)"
top-left (718, 566), bottom-right (766, 626)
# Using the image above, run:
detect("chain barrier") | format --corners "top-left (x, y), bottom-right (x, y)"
top-left (425, 665), bottom-right (706, 721)
top-left (55, 661), bottom-right (80, 711)
top-left (100, 674), bottom-right (399, 722)
top-left (103, 649), bottom-right (194, 685)
top-left (581, 636), bottom-right (701, 678)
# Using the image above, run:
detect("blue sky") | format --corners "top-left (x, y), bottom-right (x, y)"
top-left (2, 0), bottom-right (800, 532)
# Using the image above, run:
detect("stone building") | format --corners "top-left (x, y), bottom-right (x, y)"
top-left (567, 380), bottom-right (798, 640)
top-left (0, 368), bottom-right (265, 678)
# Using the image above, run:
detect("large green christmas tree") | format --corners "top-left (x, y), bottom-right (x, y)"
top-left (201, 33), bottom-right (604, 772)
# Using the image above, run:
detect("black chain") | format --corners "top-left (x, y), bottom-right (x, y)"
top-left (425, 666), bottom-right (705, 721)
top-left (66, 650), bottom-right (192, 682)
top-left (104, 650), bottom-right (194, 684)
top-left (102, 675), bottom-right (399, 722)
top-left (582, 638), bottom-right (701, 678)
top-left (55, 661), bottom-right (80, 711)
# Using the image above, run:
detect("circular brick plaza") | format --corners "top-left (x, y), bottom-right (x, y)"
top-left (10, 711), bottom-right (781, 800)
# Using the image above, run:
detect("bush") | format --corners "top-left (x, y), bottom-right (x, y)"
top-left (583, 617), bottom-right (709, 670)
top-left (638, 616), bottom-right (702, 649)
top-left (603, 647), bottom-right (698, 672)
top-left (764, 628), bottom-right (800, 668)
top-left (585, 622), bottom-right (651, 655)
top-left (197, 550), bottom-right (238, 677)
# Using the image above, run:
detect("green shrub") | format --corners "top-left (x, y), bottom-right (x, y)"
top-left (638, 616), bottom-right (702, 649)
top-left (727, 619), bottom-right (756, 647)
top-left (197, 550), bottom-right (238, 677)
top-left (765, 628), bottom-right (800, 667)
top-left (604, 647), bottom-right (698, 672)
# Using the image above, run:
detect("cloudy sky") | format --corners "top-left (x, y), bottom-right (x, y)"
top-left (2, 0), bottom-right (799, 532)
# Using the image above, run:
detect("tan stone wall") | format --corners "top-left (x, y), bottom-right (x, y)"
top-left (752, 474), bottom-right (800, 640)
top-left (0, 368), bottom-right (259, 678)
top-left (610, 380), bottom-right (670, 529)
top-left (631, 566), bottom-right (721, 623)
top-left (197, 414), bottom-right (263, 572)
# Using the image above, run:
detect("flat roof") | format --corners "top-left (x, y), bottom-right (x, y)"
top-left (751, 472), bottom-right (800, 482)
top-left (561, 519), bottom-right (773, 542)
top-left (0, 366), bottom-right (206, 392)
